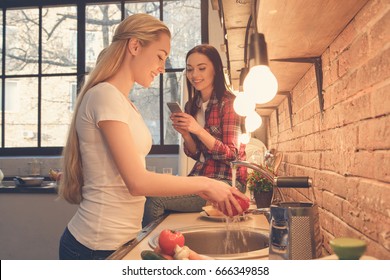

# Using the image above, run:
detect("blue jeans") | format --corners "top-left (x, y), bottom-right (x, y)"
top-left (59, 227), bottom-right (115, 260)
top-left (142, 179), bottom-right (245, 228)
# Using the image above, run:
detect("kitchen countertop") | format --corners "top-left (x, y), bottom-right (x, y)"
top-left (118, 210), bottom-right (270, 260)
top-left (0, 180), bottom-right (57, 194)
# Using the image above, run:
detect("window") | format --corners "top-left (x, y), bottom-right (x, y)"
top-left (0, 0), bottom-right (207, 156)
top-left (0, 81), bottom-right (19, 112)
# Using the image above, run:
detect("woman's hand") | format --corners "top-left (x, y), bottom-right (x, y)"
top-left (198, 178), bottom-right (249, 217)
top-left (170, 112), bottom-right (203, 136)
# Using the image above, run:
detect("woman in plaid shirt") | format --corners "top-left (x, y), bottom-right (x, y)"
top-left (143, 44), bottom-right (247, 227)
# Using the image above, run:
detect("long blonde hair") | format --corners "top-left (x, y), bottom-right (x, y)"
top-left (59, 14), bottom-right (171, 204)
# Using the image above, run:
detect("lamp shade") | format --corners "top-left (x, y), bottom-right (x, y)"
top-left (239, 132), bottom-right (251, 144)
top-left (244, 65), bottom-right (278, 104)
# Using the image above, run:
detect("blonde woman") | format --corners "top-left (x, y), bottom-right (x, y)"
top-left (58, 14), bottom-right (247, 260)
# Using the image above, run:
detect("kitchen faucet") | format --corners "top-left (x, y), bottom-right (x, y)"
top-left (231, 160), bottom-right (276, 185)
top-left (230, 160), bottom-right (282, 220)
top-left (231, 160), bottom-right (312, 191)
top-left (231, 160), bottom-right (313, 220)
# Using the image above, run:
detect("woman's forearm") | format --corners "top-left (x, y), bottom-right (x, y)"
top-left (182, 133), bottom-right (198, 154)
top-left (194, 127), bottom-right (216, 151)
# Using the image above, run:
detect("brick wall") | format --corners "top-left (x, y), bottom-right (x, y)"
top-left (268, 0), bottom-right (390, 259)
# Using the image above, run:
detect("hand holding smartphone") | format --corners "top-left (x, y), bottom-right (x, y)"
top-left (167, 102), bottom-right (183, 113)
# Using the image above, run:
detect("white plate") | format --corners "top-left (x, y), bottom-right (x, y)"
top-left (199, 211), bottom-right (249, 222)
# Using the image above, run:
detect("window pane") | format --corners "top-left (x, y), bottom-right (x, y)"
top-left (41, 76), bottom-right (77, 147)
top-left (0, 12), bottom-right (2, 144)
top-left (0, 11), bottom-right (3, 76)
top-left (0, 81), bottom-right (20, 112)
top-left (125, 1), bottom-right (160, 18)
top-left (85, 4), bottom-right (122, 72)
top-left (42, 6), bottom-right (77, 74)
top-left (6, 9), bottom-right (39, 75)
top-left (163, 71), bottom-right (183, 145)
top-left (4, 78), bottom-right (38, 147)
top-left (130, 78), bottom-right (160, 145)
top-left (164, 0), bottom-right (202, 69)
top-left (0, 0), bottom-right (205, 154)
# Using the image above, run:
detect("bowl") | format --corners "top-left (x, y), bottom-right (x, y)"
top-left (13, 176), bottom-right (44, 187)
top-left (330, 237), bottom-right (367, 260)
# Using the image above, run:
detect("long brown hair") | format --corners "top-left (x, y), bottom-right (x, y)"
top-left (185, 44), bottom-right (233, 116)
top-left (58, 14), bottom-right (171, 204)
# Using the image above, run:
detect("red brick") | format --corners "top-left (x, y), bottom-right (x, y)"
top-left (302, 134), bottom-right (316, 151)
top-left (320, 191), bottom-right (341, 217)
top-left (330, 71), bottom-right (359, 107)
top-left (365, 238), bottom-right (390, 259)
top-left (341, 93), bottom-right (371, 125)
top-left (315, 129), bottom-right (334, 151)
top-left (338, 34), bottom-right (369, 77)
top-left (320, 211), bottom-right (335, 242)
top-left (332, 124), bottom-right (359, 152)
top-left (341, 201), bottom-right (366, 234)
top-left (322, 105), bottom-right (342, 130)
top-left (356, 48), bottom-right (390, 92)
top-left (355, 0), bottom-right (389, 31)
top-left (347, 150), bottom-right (386, 181)
top-left (314, 170), bottom-right (350, 198)
top-left (358, 116), bottom-right (390, 150)
top-left (371, 83), bottom-right (390, 117)
top-left (358, 179), bottom-right (390, 218)
top-left (322, 150), bottom-right (345, 172)
top-left (369, 10), bottom-right (390, 57)
top-left (329, 19), bottom-right (358, 60)
top-left (375, 151), bottom-right (390, 182)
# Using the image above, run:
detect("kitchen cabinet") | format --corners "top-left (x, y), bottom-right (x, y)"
top-left (0, 192), bottom-right (77, 259)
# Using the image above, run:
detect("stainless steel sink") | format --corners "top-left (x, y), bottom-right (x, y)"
top-left (149, 226), bottom-right (269, 259)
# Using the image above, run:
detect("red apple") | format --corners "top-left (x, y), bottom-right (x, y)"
top-left (222, 194), bottom-right (250, 216)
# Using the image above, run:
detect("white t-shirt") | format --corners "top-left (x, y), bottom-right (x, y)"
top-left (196, 100), bottom-right (209, 162)
top-left (68, 82), bottom-right (152, 250)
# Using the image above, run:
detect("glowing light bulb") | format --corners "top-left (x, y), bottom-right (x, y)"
top-left (239, 132), bottom-right (251, 144)
top-left (233, 93), bottom-right (256, 117)
top-left (243, 65), bottom-right (278, 104)
top-left (245, 111), bottom-right (262, 132)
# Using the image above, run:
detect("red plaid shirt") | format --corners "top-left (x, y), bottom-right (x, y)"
top-left (183, 92), bottom-right (247, 186)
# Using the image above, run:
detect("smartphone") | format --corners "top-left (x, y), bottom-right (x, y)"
top-left (167, 102), bottom-right (183, 113)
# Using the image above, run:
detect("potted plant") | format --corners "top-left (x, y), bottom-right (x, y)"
top-left (247, 167), bottom-right (274, 208)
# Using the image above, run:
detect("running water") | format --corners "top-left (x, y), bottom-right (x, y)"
top-left (231, 166), bottom-right (237, 189)
top-left (222, 217), bottom-right (249, 254)
top-left (220, 166), bottom-right (249, 254)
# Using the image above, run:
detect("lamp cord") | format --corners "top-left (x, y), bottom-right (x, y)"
top-left (244, 14), bottom-right (252, 68)
top-left (245, 0), bottom-right (259, 67)
top-left (252, 0), bottom-right (259, 34)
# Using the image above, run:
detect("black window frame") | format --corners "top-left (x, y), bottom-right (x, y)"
top-left (0, 0), bottom-right (208, 156)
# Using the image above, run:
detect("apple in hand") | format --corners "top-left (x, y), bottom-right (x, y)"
top-left (222, 193), bottom-right (250, 216)
top-left (158, 229), bottom-right (185, 256)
